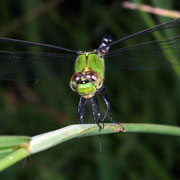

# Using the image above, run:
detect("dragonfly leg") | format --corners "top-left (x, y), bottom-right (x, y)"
top-left (98, 86), bottom-right (112, 123)
top-left (98, 85), bottom-right (124, 130)
top-left (90, 97), bottom-right (102, 129)
top-left (94, 95), bottom-right (101, 125)
top-left (77, 96), bottom-right (87, 124)
top-left (77, 96), bottom-right (83, 115)
top-left (90, 96), bottom-right (103, 152)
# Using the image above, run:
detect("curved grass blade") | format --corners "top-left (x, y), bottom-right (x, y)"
top-left (0, 136), bottom-right (30, 149)
top-left (0, 123), bottom-right (180, 172)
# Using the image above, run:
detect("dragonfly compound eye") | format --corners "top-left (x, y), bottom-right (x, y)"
top-left (85, 71), bottom-right (103, 89)
top-left (70, 72), bottom-right (83, 91)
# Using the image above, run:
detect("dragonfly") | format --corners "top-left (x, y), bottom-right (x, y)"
top-left (1, 18), bottom-right (180, 129)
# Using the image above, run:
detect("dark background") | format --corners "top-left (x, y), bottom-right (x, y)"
top-left (0, 0), bottom-right (180, 179)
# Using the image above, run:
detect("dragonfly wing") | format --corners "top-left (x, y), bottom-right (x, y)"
top-left (0, 37), bottom-right (77, 53)
top-left (105, 35), bottom-right (180, 70)
top-left (108, 18), bottom-right (180, 48)
top-left (0, 51), bottom-right (77, 80)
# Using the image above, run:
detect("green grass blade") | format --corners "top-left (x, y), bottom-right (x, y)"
top-left (0, 136), bottom-right (30, 148)
top-left (0, 148), bottom-right (30, 172)
top-left (29, 123), bottom-right (180, 154)
top-left (0, 123), bottom-right (180, 172)
top-left (124, 123), bottom-right (180, 135)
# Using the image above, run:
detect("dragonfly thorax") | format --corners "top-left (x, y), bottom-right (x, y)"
top-left (70, 69), bottom-right (103, 99)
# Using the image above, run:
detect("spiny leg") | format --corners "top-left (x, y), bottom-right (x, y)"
top-left (79, 99), bottom-right (87, 124)
top-left (98, 85), bottom-right (112, 123)
top-left (98, 85), bottom-right (124, 130)
top-left (90, 97), bottom-right (102, 129)
top-left (77, 96), bottom-right (83, 115)
top-left (90, 96), bottom-right (103, 152)
top-left (94, 95), bottom-right (101, 125)
top-left (93, 96), bottom-right (103, 152)
top-left (77, 96), bottom-right (87, 124)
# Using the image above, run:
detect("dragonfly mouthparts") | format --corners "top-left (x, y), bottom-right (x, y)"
top-left (80, 79), bottom-right (89, 84)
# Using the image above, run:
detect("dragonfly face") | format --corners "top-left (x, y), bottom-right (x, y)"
top-left (70, 53), bottom-right (104, 99)
top-left (70, 68), bottom-right (103, 98)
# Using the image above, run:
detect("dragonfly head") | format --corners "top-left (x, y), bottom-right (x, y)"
top-left (70, 70), bottom-right (103, 99)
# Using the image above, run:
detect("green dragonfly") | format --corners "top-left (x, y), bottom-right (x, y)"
top-left (0, 18), bottom-right (180, 128)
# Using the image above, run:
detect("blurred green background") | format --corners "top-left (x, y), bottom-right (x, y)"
top-left (0, 0), bottom-right (180, 179)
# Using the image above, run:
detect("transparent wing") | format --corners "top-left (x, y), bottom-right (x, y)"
top-left (107, 18), bottom-right (180, 48)
top-left (105, 35), bottom-right (180, 70)
top-left (0, 37), bottom-right (77, 53)
top-left (0, 51), bottom-right (77, 80)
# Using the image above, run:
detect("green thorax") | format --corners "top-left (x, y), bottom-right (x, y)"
top-left (75, 52), bottom-right (104, 80)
